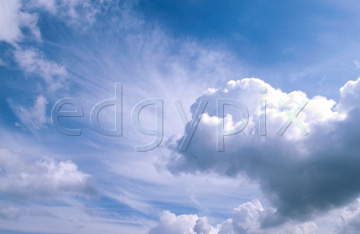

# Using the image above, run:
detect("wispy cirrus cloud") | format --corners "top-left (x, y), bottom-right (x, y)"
top-left (2, 1), bottom-right (360, 233)
top-left (7, 95), bottom-right (48, 130)
top-left (14, 48), bottom-right (68, 91)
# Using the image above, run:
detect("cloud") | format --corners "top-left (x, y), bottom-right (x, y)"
top-left (149, 200), bottom-right (318, 234)
top-left (149, 210), bottom-right (217, 234)
top-left (335, 209), bottom-right (360, 233)
top-left (0, 0), bottom-right (98, 45)
top-left (0, 0), bottom-right (21, 44)
top-left (354, 60), bottom-right (360, 70)
top-left (8, 95), bottom-right (48, 130)
top-left (227, 200), bottom-right (317, 234)
top-left (231, 199), bottom-right (268, 233)
top-left (0, 0), bottom-right (99, 92)
top-left (0, 148), bottom-right (96, 199)
top-left (0, 205), bottom-right (20, 221)
top-left (18, 11), bottom-right (41, 41)
top-left (334, 198), bottom-right (360, 233)
top-left (0, 0), bottom-right (41, 44)
top-left (0, 204), bottom-right (151, 234)
top-left (14, 48), bottom-right (68, 91)
top-left (161, 77), bottom-right (360, 227)
top-left (29, 0), bottom-right (100, 26)
top-left (337, 78), bottom-right (360, 113)
top-left (0, 58), bottom-right (6, 66)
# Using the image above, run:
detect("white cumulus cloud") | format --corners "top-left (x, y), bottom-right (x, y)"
top-left (149, 199), bottom-right (318, 234)
top-left (162, 77), bottom-right (360, 227)
top-left (0, 148), bottom-right (96, 199)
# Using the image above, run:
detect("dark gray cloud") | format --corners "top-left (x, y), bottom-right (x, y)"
top-left (162, 78), bottom-right (360, 228)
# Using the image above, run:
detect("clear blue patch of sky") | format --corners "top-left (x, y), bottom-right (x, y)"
top-left (136, 0), bottom-right (355, 65)
top-left (136, 0), bottom-right (360, 98)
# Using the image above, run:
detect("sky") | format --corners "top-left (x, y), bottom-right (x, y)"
top-left (1, 0), bottom-right (360, 233)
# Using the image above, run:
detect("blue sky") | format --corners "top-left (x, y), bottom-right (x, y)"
top-left (1, 1), bottom-right (360, 233)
